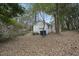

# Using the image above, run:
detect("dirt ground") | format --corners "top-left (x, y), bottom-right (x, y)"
top-left (0, 31), bottom-right (79, 56)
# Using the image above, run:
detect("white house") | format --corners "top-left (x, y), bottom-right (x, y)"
top-left (33, 21), bottom-right (55, 35)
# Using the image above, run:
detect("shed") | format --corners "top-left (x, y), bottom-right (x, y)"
top-left (33, 21), bottom-right (53, 35)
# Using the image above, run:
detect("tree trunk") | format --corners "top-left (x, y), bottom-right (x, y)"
top-left (55, 4), bottom-right (60, 34)
top-left (55, 15), bottom-right (60, 33)
top-left (35, 12), bottom-right (37, 23)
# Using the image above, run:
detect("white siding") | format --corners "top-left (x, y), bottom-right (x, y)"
top-left (33, 25), bottom-right (40, 33)
top-left (33, 21), bottom-right (56, 34)
top-left (52, 21), bottom-right (56, 33)
top-left (33, 22), bottom-right (49, 34)
top-left (48, 26), bottom-right (52, 33)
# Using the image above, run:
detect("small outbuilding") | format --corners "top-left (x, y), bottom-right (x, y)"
top-left (33, 21), bottom-right (55, 35)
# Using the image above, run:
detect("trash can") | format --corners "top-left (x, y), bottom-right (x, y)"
top-left (40, 30), bottom-right (46, 36)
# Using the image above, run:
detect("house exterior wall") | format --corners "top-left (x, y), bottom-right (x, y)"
top-left (51, 21), bottom-right (56, 33)
top-left (33, 21), bottom-right (56, 34)
top-left (52, 24), bottom-right (55, 32)
top-left (48, 26), bottom-right (52, 33)
top-left (33, 22), bottom-right (48, 34)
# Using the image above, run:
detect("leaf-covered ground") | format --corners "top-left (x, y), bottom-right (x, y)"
top-left (0, 31), bottom-right (79, 56)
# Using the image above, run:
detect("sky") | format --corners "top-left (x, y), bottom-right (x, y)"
top-left (20, 3), bottom-right (32, 10)
top-left (20, 3), bottom-right (54, 23)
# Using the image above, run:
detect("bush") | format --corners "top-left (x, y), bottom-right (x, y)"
top-left (0, 31), bottom-right (10, 41)
top-left (0, 19), bottom-right (27, 42)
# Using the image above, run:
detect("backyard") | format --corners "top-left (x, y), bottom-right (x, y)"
top-left (0, 31), bottom-right (79, 56)
top-left (1, 3), bottom-right (79, 56)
